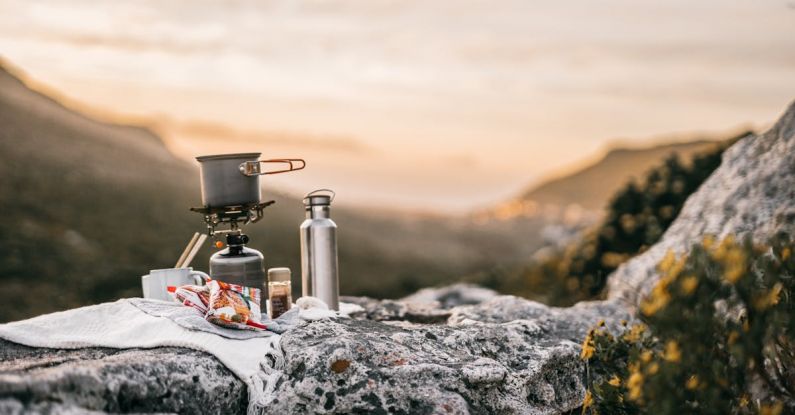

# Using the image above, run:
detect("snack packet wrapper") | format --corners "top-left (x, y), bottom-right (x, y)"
top-left (206, 280), bottom-right (264, 330)
top-left (172, 284), bottom-right (210, 314)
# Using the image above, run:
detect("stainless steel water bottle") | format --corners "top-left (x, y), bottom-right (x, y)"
top-left (300, 189), bottom-right (340, 310)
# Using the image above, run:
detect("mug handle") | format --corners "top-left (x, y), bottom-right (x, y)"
top-left (190, 270), bottom-right (210, 286)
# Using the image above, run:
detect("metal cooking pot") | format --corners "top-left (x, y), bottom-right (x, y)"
top-left (196, 153), bottom-right (305, 207)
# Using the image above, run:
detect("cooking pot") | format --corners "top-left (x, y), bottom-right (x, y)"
top-left (196, 153), bottom-right (305, 207)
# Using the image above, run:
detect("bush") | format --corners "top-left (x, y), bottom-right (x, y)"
top-left (581, 234), bottom-right (795, 414)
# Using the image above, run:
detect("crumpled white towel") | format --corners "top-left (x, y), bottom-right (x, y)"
top-left (0, 297), bottom-right (364, 415)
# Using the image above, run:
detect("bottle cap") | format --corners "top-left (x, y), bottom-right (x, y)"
top-left (303, 189), bottom-right (335, 207)
top-left (268, 267), bottom-right (291, 282)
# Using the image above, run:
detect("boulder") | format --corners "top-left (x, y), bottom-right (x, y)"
top-left (1, 100), bottom-right (793, 414)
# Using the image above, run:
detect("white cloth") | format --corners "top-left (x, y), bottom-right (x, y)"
top-left (0, 297), bottom-right (364, 415)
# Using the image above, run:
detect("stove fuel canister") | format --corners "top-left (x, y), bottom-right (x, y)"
top-left (209, 233), bottom-right (266, 289)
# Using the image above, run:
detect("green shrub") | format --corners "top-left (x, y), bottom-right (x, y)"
top-left (581, 234), bottom-right (795, 414)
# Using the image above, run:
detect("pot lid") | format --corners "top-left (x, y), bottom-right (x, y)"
top-left (196, 152), bottom-right (261, 162)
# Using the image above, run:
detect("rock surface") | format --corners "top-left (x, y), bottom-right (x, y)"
top-left (260, 296), bottom-right (628, 414)
top-left (1, 101), bottom-right (794, 414)
top-left (0, 339), bottom-right (247, 414)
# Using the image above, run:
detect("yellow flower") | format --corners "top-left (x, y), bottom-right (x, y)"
top-left (581, 344), bottom-right (594, 360)
top-left (680, 275), bottom-right (698, 295)
top-left (753, 283), bottom-right (783, 310)
top-left (782, 247), bottom-right (791, 261)
top-left (581, 333), bottom-right (595, 360)
top-left (646, 362), bottom-right (659, 375)
top-left (581, 390), bottom-right (593, 411)
top-left (640, 350), bottom-right (653, 363)
top-left (738, 394), bottom-right (750, 407)
top-left (664, 340), bottom-right (681, 363)
top-left (602, 252), bottom-right (629, 268)
top-left (722, 248), bottom-right (747, 284)
top-left (623, 324), bottom-right (646, 342)
top-left (770, 283), bottom-right (783, 305)
top-left (759, 402), bottom-right (784, 415)
top-left (685, 375), bottom-right (699, 390)
top-left (669, 256), bottom-right (687, 279)
top-left (627, 371), bottom-right (644, 401)
top-left (712, 235), bottom-right (736, 261)
top-left (608, 375), bottom-right (621, 387)
top-left (641, 284), bottom-right (671, 316)
top-left (658, 250), bottom-right (676, 273)
top-left (723, 265), bottom-right (745, 284)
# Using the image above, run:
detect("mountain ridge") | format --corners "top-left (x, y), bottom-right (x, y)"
top-left (516, 139), bottom-right (734, 211)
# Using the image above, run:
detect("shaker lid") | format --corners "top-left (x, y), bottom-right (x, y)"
top-left (303, 189), bottom-right (335, 206)
top-left (268, 267), bottom-right (291, 282)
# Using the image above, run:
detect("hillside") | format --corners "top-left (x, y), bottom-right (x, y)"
top-left (0, 63), bottom-right (547, 322)
top-left (520, 140), bottom-right (723, 211)
top-left (0, 64), bottom-right (210, 321)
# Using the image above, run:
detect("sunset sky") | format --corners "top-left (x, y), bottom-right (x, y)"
top-left (1, 0), bottom-right (794, 212)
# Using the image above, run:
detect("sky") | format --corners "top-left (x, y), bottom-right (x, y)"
top-left (1, 0), bottom-right (794, 212)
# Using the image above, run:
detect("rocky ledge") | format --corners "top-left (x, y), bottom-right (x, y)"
top-left (0, 290), bottom-right (628, 415)
top-left (0, 340), bottom-right (247, 414)
top-left (1, 101), bottom-right (794, 414)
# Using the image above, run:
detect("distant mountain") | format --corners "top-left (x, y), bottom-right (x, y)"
top-left (0, 62), bottom-right (545, 321)
top-left (519, 141), bottom-right (722, 211)
top-left (476, 130), bottom-right (753, 253)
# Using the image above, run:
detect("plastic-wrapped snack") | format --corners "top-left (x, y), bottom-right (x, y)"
top-left (206, 280), bottom-right (265, 330)
top-left (172, 284), bottom-right (210, 314)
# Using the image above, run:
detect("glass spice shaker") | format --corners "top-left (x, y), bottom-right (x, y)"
top-left (267, 267), bottom-right (293, 319)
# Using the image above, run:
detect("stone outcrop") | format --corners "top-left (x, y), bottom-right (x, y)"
top-left (1, 101), bottom-right (793, 414)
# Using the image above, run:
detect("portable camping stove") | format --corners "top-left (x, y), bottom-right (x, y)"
top-left (190, 200), bottom-right (275, 287)
top-left (189, 200), bottom-right (275, 237)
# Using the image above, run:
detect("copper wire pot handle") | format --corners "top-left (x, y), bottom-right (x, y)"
top-left (239, 159), bottom-right (306, 176)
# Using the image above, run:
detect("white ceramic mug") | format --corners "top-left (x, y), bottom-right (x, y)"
top-left (141, 267), bottom-right (210, 301)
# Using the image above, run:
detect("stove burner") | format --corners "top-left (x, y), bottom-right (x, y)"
top-left (190, 200), bottom-right (275, 234)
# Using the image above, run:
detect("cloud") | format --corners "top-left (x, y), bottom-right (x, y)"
top-left (162, 118), bottom-right (370, 153)
top-left (7, 30), bottom-right (223, 55)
